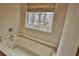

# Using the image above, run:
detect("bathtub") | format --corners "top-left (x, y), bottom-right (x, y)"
top-left (0, 33), bottom-right (56, 56)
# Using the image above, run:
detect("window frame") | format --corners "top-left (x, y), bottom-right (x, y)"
top-left (25, 11), bottom-right (54, 33)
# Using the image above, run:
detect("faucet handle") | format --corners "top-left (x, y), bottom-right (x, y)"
top-left (9, 35), bottom-right (14, 39)
top-left (8, 28), bottom-right (13, 32)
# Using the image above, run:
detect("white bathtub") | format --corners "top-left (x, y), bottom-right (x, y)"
top-left (0, 33), bottom-right (56, 56)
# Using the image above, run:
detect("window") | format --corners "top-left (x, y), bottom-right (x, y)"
top-left (25, 11), bottom-right (54, 33)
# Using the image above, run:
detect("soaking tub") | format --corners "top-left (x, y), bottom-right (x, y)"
top-left (0, 33), bottom-right (56, 56)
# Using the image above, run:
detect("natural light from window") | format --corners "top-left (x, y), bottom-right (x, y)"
top-left (25, 11), bottom-right (54, 33)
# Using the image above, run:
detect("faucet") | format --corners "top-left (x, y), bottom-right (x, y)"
top-left (7, 28), bottom-right (15, 49)
top-left (7, 34), bottom-right (15, 49)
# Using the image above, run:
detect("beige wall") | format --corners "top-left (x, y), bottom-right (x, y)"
top-left (20, 4), bottom-right (68, 46)
top-left (0, 4), bottom-right (21, 35)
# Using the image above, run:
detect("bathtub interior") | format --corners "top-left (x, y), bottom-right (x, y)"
top-left (15, 36), bottom-right (56, 56)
